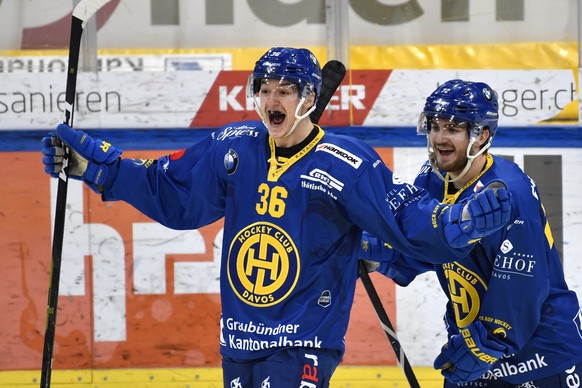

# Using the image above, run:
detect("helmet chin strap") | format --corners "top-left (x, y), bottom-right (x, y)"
top-left (285, 97), bottom-right (316, 137)
top-left (428, 137), bottom-right (492, 184)
top-left (252, 96), bottom-right (316, 139)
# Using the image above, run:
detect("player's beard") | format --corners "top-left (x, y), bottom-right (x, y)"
top-left (436, 150), bottom-right (469, 177)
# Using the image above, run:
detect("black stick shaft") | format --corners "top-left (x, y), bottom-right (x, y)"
top-left (310, 60), bottom-right (346, 124)
top-left (40, 14), bottom-right (84, 388)
top-left (358, 261), bottom-right (421, 388)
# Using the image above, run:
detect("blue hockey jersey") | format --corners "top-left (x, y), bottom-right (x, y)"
top-left (102, 121), bottom-right (479, 361)
top-left (386, 154), bottom-right (582, 384)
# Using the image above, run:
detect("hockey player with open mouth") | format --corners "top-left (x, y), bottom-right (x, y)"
top-left (42, 51), bottom-right (511, 387)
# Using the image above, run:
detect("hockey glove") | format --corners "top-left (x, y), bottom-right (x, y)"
top-left (358, 231), bottom-right (397, 273)
top-left (358, 232), bottom-right (427, 286)
top-left (441, 180), bottom-right (512, 248)
top-left (41, 123), bottom-right (122, 193)
top-left (434, 321), bottom-right (506, 383)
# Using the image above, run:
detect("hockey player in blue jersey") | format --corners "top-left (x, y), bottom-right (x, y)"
top-left (42, 49), bottom-right (511, 387)
top-left (361, 79), bottom-right (582, 387)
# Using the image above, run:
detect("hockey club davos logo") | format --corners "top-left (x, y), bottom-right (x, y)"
top-left (442, 262), bottom-right (487, 328)
top-left (224, 149), bottom-right (239, 175)
top-left (315, 143), bottom-right (362, 168)
top-left (228, 222), bottom-right (300, 307)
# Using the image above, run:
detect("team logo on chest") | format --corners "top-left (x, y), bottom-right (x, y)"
top-left (228, 222), bottom-right (300, 307)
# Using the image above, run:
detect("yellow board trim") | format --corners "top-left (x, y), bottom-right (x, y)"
top-left (1, 41), bottom-right (575, 70)
top-left (0, 366), bottom-right (444, 387)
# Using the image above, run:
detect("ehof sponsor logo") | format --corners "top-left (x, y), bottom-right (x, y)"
top-left (493, 251), bottom-right (535, 280)
top-left (315, 143), bottom-right (362, 168)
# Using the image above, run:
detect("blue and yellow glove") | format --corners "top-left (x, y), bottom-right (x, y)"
top-left (434, 320), bottom-right (506, 383)
top-left (440, 180), bottom-right (512, 248)
top-left (41, 123), bottom-right (122, 193)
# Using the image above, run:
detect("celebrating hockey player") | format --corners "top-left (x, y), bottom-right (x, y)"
top-left (361, 79), bottom-right (582, 387)
top-left (42, 50), bottom-right (512, 387)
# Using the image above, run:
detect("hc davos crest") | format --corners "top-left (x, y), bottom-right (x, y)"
top-left (228, 222), bottom-right (300, 307)
top-left (442, 262), bottom-right (487, 328)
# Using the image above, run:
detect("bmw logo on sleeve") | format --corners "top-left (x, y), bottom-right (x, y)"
top-left (227, 222), bottom-right (300, 307)
top-left (224, 149), bottom-right (239, 175)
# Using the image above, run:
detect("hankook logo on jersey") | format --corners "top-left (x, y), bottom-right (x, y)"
top-left (315, 143), bottom-right (362, 168)
top-left (228, 222), bottom-right (300, 307)
top-left (443, 262), bottom-right (487, 328)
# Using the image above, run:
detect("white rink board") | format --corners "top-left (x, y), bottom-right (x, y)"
top-left (392, 147), bottom-right (582, 365)
top-left (0, 69), bottom-right (574, 129)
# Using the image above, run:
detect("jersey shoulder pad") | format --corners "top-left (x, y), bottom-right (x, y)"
top-left (416, 160), bottom-right (432, 178)
top-left (489, 155), bottom-right (541, 208)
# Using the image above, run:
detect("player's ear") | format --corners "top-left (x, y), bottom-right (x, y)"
top-left (478, 127), bottom-right (491, 146)
top-left (303, 93), bottom-right (316, 111)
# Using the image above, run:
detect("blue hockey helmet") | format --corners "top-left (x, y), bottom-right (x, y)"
top-left (248, 47), bottom-right (322, 103)
top-left (417, 79), bottom-right (499, 183)
top-left (418, 79), bottom-right (499, 140)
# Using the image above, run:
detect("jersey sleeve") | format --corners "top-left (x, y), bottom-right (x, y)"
top-left (477, 215), bottom-right (550, 354)
top-left (362, 232), bottom-right (434, 286)
top-left (103, 133), bottom-right (226, 230)
top-left (346, 160), bottom-right (473, 261)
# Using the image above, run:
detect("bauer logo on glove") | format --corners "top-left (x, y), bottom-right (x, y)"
top-left (41, 123), bottom-right (122, 193)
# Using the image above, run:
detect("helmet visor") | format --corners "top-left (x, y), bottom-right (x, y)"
top-left (417, 113), bottom-right (470, 136)
top-left (247, 74), bottom-right (314, 101)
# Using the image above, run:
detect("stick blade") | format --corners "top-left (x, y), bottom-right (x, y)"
top-left (311, 60), bottom-right (347, 124)
top-left (73, 0), bottom-right (111, 25)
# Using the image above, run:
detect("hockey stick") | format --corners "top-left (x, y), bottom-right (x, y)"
top-left (40, 1), bottom-right (110, 387)
top-left (310, 59), bottom-right (346, 124)
top-left (311, 61), bottom-right (419, 385)
top-left (358, 261), bottom-right (421, 388)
